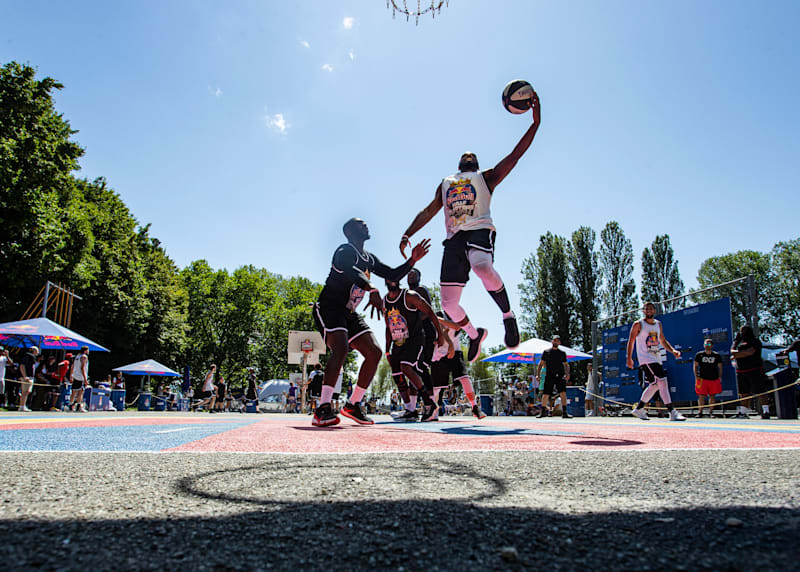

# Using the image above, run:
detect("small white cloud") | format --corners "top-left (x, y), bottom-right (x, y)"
top-left (321, 64), bottom-right (334, 72)
top-left (300, 40), bottom-right (310, 49)
top-left (264, 113), bottom-right (289, 134)
top-left (208, 86), bottom-right (223, 97)
top-left (342, 17), bottom-right (354, 29)
top-left (348, 49), bottom-right (356, 61)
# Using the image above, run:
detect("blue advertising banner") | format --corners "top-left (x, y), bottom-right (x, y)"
top-left (602, 298), bottom-right (735, 405)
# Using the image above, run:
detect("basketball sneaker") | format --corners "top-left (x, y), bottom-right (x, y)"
top-left (561, 409), bottom-right (573, 419)
top-left (420, 405), bottom-right (438, 422)
top-left (669, 409), bottom-right (686, 421)
top-left (467, 327), bottom-right (488, 363)
top-left (632, 407), bottom-right (649, 420)
top-left (471, 405), bottom-right (487, 420)
top-left (503, 315), bottom-right (520, 349)
top-left (312, 403), bottom-right (341, 427)
top-left (341, 402), bottom-right (375, 425)
top-left (394, 409), bottom-right (419, 422)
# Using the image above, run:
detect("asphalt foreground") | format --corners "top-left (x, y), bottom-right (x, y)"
top-left (1, 416), bottom-right (798, 571)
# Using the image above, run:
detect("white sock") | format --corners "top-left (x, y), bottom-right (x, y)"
top-left (349, 385), bottom-right (366, 405)
top-left (321, 385), bottom-right (335, 404)
top-left (464, 323), bottom-right (478, 338)
top-left (739, 405), bottom-right (747, 414)
top-left (408, 395), bottom-right (417, 411)
top-left (762, 405), bottom-right (769, 414)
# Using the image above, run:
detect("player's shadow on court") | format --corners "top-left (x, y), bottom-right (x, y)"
top-left (2, 455), bottom-right (796, 571)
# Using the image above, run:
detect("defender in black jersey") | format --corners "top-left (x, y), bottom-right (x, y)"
top-left (311, 218), bottom-right (430, 427)
top-left (407, 268), bottom-right (437, 392)
top-left (384, 277), bottom-right (454, 422)
top-left (399, 93), bottom-right (541, 362)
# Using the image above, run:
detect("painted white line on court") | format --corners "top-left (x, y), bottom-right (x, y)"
top-left (154, 427), bottom-right (193, 434)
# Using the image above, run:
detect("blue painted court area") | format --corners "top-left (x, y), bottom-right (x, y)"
top-left (0, 420), bottom-right (258, 452)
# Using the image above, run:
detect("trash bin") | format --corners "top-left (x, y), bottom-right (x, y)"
top-left (479, 394), bottom-right (493, 416)
top-left (177, 398), bottom-right (190, 412)
top-left (83, 386), bottom-right (92, 406)
top-left (110, 389), bottom-right (126, 411)
top-left (89, 389), bottom-right (109, 411)
top-left (138, 392), bottom-right (152, 411)
top-left (565, 386), bottom-right (586, 417)
top-left (246, 399), bottom-right (259, 413)
top-left (57, 385), bottom-right (71, 410)
top-left (153, 395), bottom-right (167, 411)
top-left (768, 366), bottom-right (798, 420)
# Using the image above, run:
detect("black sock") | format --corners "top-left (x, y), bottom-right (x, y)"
top-left (637, 401), bottom-right (646, 409)
top-left (489, 285), bottom-right (511, 314)
top-left (666, 404), bottom-right (674, 411)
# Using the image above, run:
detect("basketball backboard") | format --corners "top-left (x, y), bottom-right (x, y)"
top-left (287, 330), bottom-right (324, 365)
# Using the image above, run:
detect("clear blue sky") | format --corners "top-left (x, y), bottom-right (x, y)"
top-left (2, 1), bottom-right (799, 352)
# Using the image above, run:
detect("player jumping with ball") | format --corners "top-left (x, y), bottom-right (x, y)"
top-left (399, 90), bottom-right (541, 362)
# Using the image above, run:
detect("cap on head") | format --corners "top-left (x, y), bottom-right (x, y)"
top-left (552, 334), bottom-right (561, 341)
top-left (30, 346), bottom-right (39, 354)
top-left (65, 353), bottom-right (74, 359)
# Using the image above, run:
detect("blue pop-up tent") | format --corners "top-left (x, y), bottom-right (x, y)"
top-left (112, 359), bottom-right (180, 376)
top-left (0, 317), bottom-right (109, 352)
top-left (482, 337), bottom-right (592, 364)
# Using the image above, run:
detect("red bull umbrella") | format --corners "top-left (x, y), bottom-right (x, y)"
top-left (112, 359), bottom-right (180, 377)
top-left (482, 337), bottom-right (591, 363)
top-left (0, 317), bottom-right (109, 352)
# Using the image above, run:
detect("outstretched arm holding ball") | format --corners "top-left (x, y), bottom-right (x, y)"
top-left (484, 91), bottom-right (540, 191)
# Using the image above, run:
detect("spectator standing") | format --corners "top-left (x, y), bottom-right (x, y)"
top-left (17, 346), bottom-right (39, 412)
top-left (112, 371), bottom-right (125, 390)
top-left (694, 338), bottom-right (723, 418)
top-left (287, 382), bottom-right (298, 413)
top-left (731, 325), bottom-right (770, 419)
top-left (537, 335), bottom-right (572, 419)
top-left (245, 367), bottom-right (259, 410)
top-left (0, 347), bottom-right (12, 408)
top-left (585, 362), bottom-right (597, 416)
top-left (69, 346), bottom-right (90, 412)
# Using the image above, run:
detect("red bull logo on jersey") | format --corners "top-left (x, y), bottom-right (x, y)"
top-left (645, 331), bottom-right (661, 356)
top-left (387, 308), bottom-right (409, 345)
top-left (346, 270), bottom-right (370, 311)
top-left (445, 179), bottom-right (476, 227)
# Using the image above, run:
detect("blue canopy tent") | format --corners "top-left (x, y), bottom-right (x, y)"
top-left (112, 359), bottom-right (182, 403)
top-left (482, 337), bottom-right (592, 364)
top-left (0, 317), bottom-right (109, 352)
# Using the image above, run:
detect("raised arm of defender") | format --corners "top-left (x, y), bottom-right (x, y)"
top-left (399, 189), bottom-right (443, 258)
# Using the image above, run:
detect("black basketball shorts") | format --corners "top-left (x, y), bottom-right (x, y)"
top-left (440, 229), bottom-right (496, 287)
top-left (736, 368), bottom-right (768, 395)
top-left (312, 301), bottom-right (371, 345)
top-left (389, 334), bottom-right (425, 373)
top-left (543, 375), bottom-right (567, 395)
top-left (431, 351), bottom-right (468, 388)
top-left (639, 362), bottom-right (667, 384)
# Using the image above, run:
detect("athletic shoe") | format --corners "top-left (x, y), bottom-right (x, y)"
top-left (734, 412), bottom-right (749, 419)
top-left (472, 405), bottom-right (487, 420)
top-left (394, 409), bottom-right (419, 422)
top-left (632, 407), bottom-right (649, 420)
top-left (696, 411), bottom-right (705, 418)
top-left (312, 403), bottom-right (340, 427)
top-left (537, 409), bottom-right (549, 418)
top-left (761, 411), bottom-right (771, 420)
top-left (503, 315), bottom-right (520, 349)
top-left (467, 327), bottom-right (488, 363)
top-left (78, 404), bottom-right (88, 413)
top-left (420, 405), bottom-right (438, 422)
top-left (341, 402), bottom-right (375, 425)
top-left (669, 409), bottom-right (686, 421)
top-left (585, 410), bottom-right (594, 417)
top-left (561, 409), bottom-right (573, 419)
top-left (19, 406), bottom-right (31, 412)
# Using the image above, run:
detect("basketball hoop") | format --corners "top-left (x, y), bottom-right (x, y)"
top-left (387, 0), bottom-right (449, 25)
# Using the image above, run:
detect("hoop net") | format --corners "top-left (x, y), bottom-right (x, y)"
top-left (387, 0), bottom-right (449, 25)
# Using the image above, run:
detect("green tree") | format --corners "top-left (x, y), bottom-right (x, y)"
top-left (694, 250), bottom-right (773, 334)
top-left (599, 221), bottom-right (637, 325)
top-left (519, 232), bottom-right (575, 345)
top-left (0, 62), bottom-right (88, 318)
top-left (568, 226), bottom-right (600, 351)
top-left (640, 234), bottom-right (685, 312)
top-left (769, 240), bottom-right (800, 341)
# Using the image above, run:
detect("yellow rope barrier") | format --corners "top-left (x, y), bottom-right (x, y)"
top-left (577, 378), bottom-right (800, 411)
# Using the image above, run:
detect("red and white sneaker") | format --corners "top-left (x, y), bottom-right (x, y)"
top-left (312, 403), bottom-right (340, 427)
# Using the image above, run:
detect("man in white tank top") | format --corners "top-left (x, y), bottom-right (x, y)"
top-left (69, 346), bottom-right (90, 412)
top-left (399, 91), bottom-right (541, 364)
top-left (625, 302), bottom-right (686, 421)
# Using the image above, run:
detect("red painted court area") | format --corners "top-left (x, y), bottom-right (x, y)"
top-left (167, 415), bottom-right (800, 454)
top-left (1, 413), bottom-right (798, 453)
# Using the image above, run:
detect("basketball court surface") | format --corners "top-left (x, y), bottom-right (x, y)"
top-left (1, 411), bottom-right (798, 453)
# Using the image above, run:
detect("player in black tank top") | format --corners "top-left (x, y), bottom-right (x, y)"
top-left (311, 218), bottom-right (432, 428)
top-left (384, 277), bottom-right (455, 422)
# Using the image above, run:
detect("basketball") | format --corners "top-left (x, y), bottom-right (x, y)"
top-left (502, 79), bottom-right (535, 114)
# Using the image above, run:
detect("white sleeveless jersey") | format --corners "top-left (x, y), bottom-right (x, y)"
top-left (441, 170), bottom-right (495, 239)
top-left (72, 354), bottom-right (89, 381)
top-left (635, 319), bottom-right (663, 365)
top-left (433, 327), bottom-right (461, 362)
